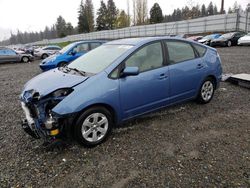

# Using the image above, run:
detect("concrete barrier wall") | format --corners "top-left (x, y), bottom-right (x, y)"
top-left (30, 12), bottom-right (250, 45)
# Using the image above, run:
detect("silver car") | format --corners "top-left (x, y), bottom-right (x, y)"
top-left (34, 45), bottom-right (61, 59)
top-left (0, 47), bottom-right (34, 63)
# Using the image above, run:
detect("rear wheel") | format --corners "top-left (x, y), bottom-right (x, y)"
top-left (74, 106), bottom-right (113, 147)
top-left (196, 78), bottom-right (215, 104)
top-left (227, 40), bottom-right (232, 47)
top-left (21, 56), bottom-right (29, 63)
top-left (41, 54), bottom-right (48, 59)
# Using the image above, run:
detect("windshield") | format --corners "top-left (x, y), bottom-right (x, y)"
top-left (220, 33), bottom-right (234, 39)
top-left (68, 44), bottom-right (133, 74)
top-left (59, 43), bottom-right (76, 54)
top-left (203, 35), bottom-right (214, 39)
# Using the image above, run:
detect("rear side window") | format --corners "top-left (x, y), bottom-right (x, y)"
top-left (50, 47), bottom-right (60, 50)
top-left (165, 41), bottom-right (195, 64)
top-left (193, 44), bottom-right (207, 57)
top-left (5, 49), bottom-right (16, 55)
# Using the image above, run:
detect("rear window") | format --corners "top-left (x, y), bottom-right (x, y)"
top-left (165, 41), bottom-right (196, 64)
top-left (193, 44), bottom-right (207, 57)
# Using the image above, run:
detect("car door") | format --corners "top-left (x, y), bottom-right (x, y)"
top-left (0, 49), bottom-right (8, 63)
top-left (164, 40), bottom-right (207, 103)
top-left (4, 49), bottom-right (19, 62)
top-left (119, 41), bottom-right (170, 119)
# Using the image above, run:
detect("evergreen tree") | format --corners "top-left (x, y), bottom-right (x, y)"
top-left (149, 3), bottom-right (163, 24)
top-left (106, 0), bottom-right (118, 29)
top-left (115, 10), bottom-right (130, 28)
top-left (214, 5), bottom-right (218, 15)
top-left (207, 2), bottom-right (214, 15)
top-left (228, 7), bottom-right (233, 13)
top-left (85, 0), bottom-right (94, 32)
top-left (201, 4), bottom-right (206, 17)
top-left (78, 0), bottom-right (89, 33)
top-left (55, 16), bottom-right (67, 38)
top-left (96, 0), bottom-right (108, 31)
top-left (66, 22), bottom-right (74, 35)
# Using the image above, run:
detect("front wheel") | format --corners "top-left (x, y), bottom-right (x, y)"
top-left (196, 78), bottom-right (215, 104)
top-left (74, 106), bottom-right (113, 147)
top-left (58, 62), bottom-right (67, 67)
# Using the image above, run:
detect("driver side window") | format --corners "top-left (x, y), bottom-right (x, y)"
top-left (73, 43), bottom-right (89, 53)
top-left (125, 42), bottom-right (163, 72)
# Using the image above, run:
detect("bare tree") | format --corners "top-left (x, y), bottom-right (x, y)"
top-left (133, 0), bottom-right (148, 25)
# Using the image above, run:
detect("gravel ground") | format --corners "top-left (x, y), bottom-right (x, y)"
top-left (0, 46), bottom-right (249, 188)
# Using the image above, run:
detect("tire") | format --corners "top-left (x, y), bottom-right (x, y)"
top-left (41, 54), bottom-right (48, 59)
top-left (227, 40), bottom-right (232, 47)
top-left (196, 77), bottom-right (215, 104)
top-left (74, 106), bottom-right (113, 147)
top-left (58, 62), bottom-right (67, 67)
top-left (21, 56), bottom-right (29, 63)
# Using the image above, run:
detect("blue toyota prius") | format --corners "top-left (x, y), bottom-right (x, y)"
top-left (20, 37), bottom-right (222, 147)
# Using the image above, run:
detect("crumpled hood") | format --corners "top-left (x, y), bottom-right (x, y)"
top-left (198, 38), bottom-right (208, 43)
top-left (21, 68), bottom-right (88, 98)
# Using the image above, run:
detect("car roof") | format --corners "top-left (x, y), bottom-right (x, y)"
top-left (105, 36), bottom-right (198, 46)
top-left (72, 40), bottom-right (107, 45)
top-left (44, 45), bottom-right (61, 48)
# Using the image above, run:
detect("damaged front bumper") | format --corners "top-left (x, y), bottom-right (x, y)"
top-left (21, 101), bottom-right (61, 140)
top-left (20, 87), bottom-right (66, 142)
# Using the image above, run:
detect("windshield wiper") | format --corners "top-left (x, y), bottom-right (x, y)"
top-left (68, 67), bottom-right (86, 76)
top-left (59, 66), bottom-right (86, 76)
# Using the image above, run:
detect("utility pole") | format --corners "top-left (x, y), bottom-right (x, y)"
top-left (221, 0), bottom-right (224, 14)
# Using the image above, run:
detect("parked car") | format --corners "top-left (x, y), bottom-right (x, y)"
top-left (39, 40), bottom-right (106, 71)
top-left (34, 45), bottom-right (61, 59)
top-left (211, 32), bottom-right (246, 47)
top-left (187, 35), bottom-right (203, 41)
top-left (0, 47), bottom-right (34, 63)
top-left (20, 37), bottom-right (222, 147)
top-left (198, 34), bottom-right (221, 46)
top-left (238, 33), bottom-right (250, 45)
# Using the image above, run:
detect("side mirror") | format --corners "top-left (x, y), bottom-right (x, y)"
top-left (121, 67), bottom-right (139, 77)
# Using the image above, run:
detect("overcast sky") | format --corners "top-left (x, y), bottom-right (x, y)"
top-left (0, 0), bottom-right (249, 40)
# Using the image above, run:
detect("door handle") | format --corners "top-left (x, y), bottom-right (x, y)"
top-left (197, 63), bottom-right (204, 69)
top-left (158, 73), bottom-right (168, 80)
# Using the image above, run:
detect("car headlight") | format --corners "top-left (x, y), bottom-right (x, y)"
top-left (51, 88), bottom-right (73, 98)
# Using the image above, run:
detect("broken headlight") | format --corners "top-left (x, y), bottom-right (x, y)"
top-left (52, 88), bottom-right (73, 98)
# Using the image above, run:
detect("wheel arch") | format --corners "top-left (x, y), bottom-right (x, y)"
top-left (57, 61), bottom-right (68, 67)
top-left (74, 103), bottom-right (117, 126)
top-left (206, 75), bottom-right (217, 88)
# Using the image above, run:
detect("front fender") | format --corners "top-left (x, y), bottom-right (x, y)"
top-left (52, 72), bottom-right (122, 123)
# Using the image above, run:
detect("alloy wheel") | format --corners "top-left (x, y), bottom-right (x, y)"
top-left (81, 113), bottom-right (109, 143)
top-left (201, 81), bottom-right (214, 102)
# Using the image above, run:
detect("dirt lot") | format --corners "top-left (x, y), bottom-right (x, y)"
top-left (0, 46), bottom-right (249, 188)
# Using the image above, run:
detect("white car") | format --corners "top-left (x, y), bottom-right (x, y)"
top-left (34, 45), bottom-right (61, 59)
top-left (238, 33), bottom-right (250, 45)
